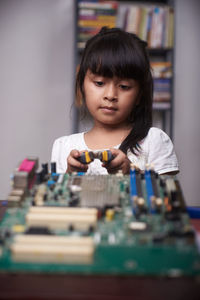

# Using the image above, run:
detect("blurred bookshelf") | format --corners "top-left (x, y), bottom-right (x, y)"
top-left (75, 0), bottom-right (175, 138)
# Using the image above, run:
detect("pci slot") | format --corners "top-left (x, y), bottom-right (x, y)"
top-left (26, 207), bottom-right (98, 231)
top-left (11, 235), bottom-right (94, 264)
top-left (26, 213), bottom-right (97, 231)
top-left (29, 206), bottom-right (98, 216)
top-left (130, 167), bottom-right (146, 216)
top-left (150, 170), bottom-right (163, 212)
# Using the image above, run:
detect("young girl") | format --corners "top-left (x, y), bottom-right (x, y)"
top-left (51, 27), bottom-right (179, 175)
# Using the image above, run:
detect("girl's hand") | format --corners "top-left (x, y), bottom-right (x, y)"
top-left (102, 148), bottom-right (131, 175)
top-left (66, 149), bottom-right (88, 173)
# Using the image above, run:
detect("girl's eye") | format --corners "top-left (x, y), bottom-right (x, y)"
top-left (94, 81), bottom-right (104, 87)
top-left (119, 85), bottom-right (131, 90)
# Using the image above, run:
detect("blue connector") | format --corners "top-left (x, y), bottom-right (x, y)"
top-left (187, 207), bottom-right (200, 219)
top-left (144, 169), bottom-right (155, 213)
top-left (130, 168), bottom-right (137, 215)
top-left (77, 172), bottom-right (85, 176)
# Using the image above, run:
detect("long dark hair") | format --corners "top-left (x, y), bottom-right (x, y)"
top-left (76, 27), bottom-right (153, 155)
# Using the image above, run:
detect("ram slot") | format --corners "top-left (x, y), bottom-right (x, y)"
top-left (130, 167), bottom-right (138, 215)
top-left (150, 170), bottom-right (163, 212)
top-left (144, 169), bottom-right (155, 213)
top-left (135, 171), bottom-right (146, 210)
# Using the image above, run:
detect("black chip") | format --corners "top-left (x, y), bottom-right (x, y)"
top-left (25, 226), bottom-right (52, 235)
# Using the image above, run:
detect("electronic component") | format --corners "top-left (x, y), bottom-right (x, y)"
top-left (11, 235), bottom-right (94, 264)
top-left (26, 206), bottom-right (98, 231)
top-left (80, 175), bottom-right (120, 208)
top-left (77, 150), bottom-right (114, 164)
top-left (0, 158), bottom-right (199, 278)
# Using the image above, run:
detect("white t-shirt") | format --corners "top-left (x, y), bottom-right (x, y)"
top-left (51, 127), bottom-right (179, 175)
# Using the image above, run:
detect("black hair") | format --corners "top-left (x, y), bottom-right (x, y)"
top-left (76, 27), bottom-right (153, 155)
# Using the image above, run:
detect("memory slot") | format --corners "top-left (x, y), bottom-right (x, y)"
top-left (150, 170), bottom-right (159, 198)
top-left (150, 170), bottom-right (163, 211)
top-left (130, 168), bottom-right (137, 214)
top-left (144, 169), bottom-right (155, 212)
top-left (11, 235), bottom-right (94, 264)
top-left (26, 213), bottom-right (97, 230)
top-left (135, 171), bottom-right (143, 198)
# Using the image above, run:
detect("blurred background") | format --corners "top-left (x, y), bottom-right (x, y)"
top-left (0, 0), bottom-right (199, 205)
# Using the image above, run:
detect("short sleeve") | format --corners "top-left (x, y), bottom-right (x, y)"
top-left (147, 128), bottom-right (179, 174)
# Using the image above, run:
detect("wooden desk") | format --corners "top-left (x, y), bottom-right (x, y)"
top-left (0, 272), bottom-right (200, 300)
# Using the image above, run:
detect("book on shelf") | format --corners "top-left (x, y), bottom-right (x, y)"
top-left (78, 1), bottom-right (118, 10)
top-left (77, 1), bottom-right (118, 49)
top-left (153, 91), bottom-right (171, 102)
top-left (151, 61), bottom-right (172, 102)
top-left (153, 102), bottom-right (171, 110)
top-left (77, 1), bottom-right (174, 50)
top-left (117, 3), bottom-right (174, 49)
top-left (151, 61), bottom-right (172, 78)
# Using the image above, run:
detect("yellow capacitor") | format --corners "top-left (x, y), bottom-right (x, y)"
top-left (12, 225), bottom-right (25, 233)
top-left (105, 209), bottom-right (114, 221)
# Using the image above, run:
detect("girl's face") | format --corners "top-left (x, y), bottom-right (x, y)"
top-left (83, 70), bottom-right (140, 128)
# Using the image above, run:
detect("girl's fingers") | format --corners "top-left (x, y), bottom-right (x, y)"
top-left (67, 149), bottom-right (88, 173)
top-left (68, 156), bottom-right (87, 170)
top-left (70, 149), bottom-right (81, 159)
top-left (104, 160), bottom-right (123, 174)
top-left (103, 148), bottom-right (131, 174)
top-left (107, 149), bottom-right (125, 168)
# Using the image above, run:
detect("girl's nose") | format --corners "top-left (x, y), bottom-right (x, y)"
top-left (103, 83), bottom-right (117, 102)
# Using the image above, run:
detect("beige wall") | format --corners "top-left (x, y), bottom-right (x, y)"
top-left (174, 0), bottom-right (200, 205)
top-left (0, 0), bottom-right (75, 199)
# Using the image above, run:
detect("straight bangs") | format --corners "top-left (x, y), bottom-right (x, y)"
top-left (76, 27), bottom-right (152, 154)
top-left (84, 36), bottom-right (147, 82)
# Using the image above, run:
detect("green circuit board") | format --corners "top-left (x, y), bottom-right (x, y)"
top-left (0, 158), bottom-right (200, 277)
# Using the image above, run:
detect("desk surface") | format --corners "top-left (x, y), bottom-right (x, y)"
top-left (191, 219), bottom-right (200, 232)
top-left (0, 272), bottom-right (200, 300)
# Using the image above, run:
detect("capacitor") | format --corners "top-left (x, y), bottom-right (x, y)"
top-left (42, 163), bottom-right (48, 175)
top-left (51, 162), bottom-right (57, 173)
top-left (105, 209), bottom-right (115, 221)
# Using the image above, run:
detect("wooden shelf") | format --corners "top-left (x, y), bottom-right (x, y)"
top-left (75, 0), bottom-right (175, 137)
top-left (77, 43), bottom-right (173, 54)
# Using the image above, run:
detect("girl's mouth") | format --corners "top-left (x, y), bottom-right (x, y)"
top-left (100, 106), bottom-right (117, 111)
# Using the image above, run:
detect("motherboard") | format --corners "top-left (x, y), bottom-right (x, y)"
top-left (0, 157), bottom-right (199, 277)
